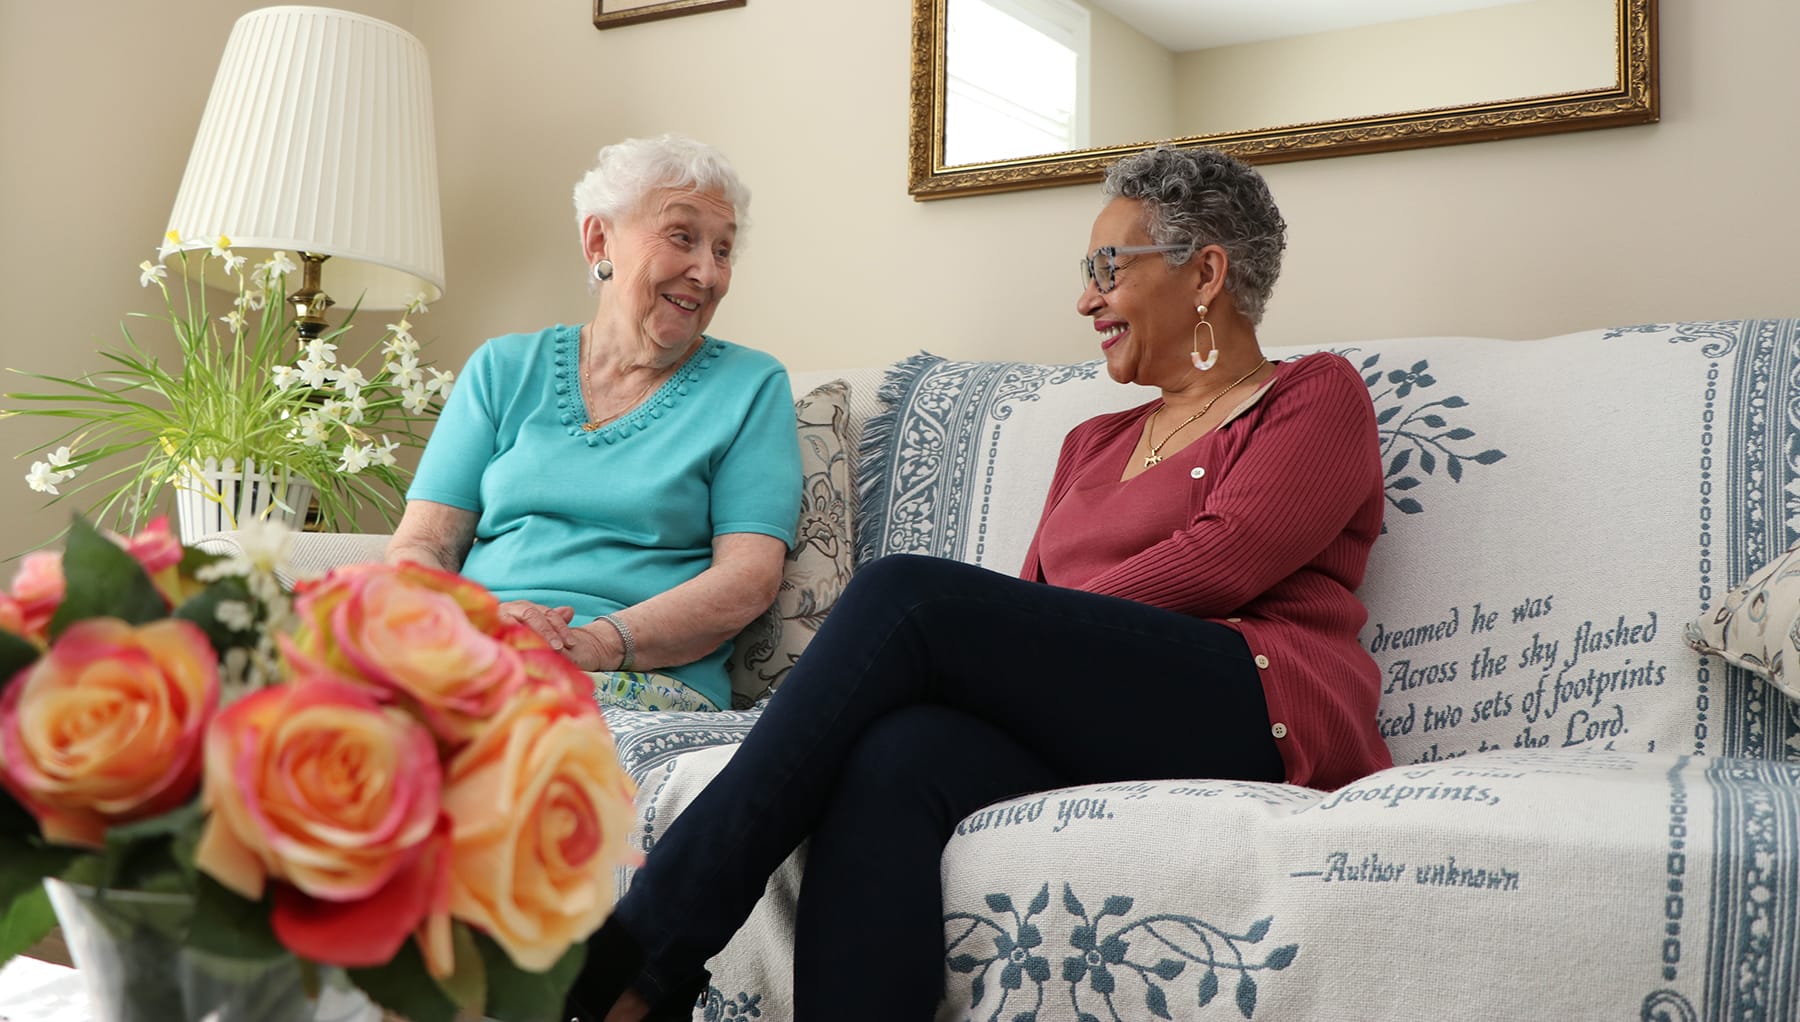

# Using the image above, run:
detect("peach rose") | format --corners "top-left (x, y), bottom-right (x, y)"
top-left (284, 563), bottom-right (525, 744)
top-left (442, 684), bottom-right (637, 972)
top-left (9, 551), bottom-right (65, 644)
top-left (292, 560), bottom-right (503, 636)
top-left (0, 618), bottom-right (217, 847)
top-left (194, 678), bottom-right (449, 969)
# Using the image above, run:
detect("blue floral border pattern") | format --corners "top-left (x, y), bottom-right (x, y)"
top-left (1700, 758), bottom-right (1800, 1021)
top-left (1653, 318), bottom-right (1800, 1022)
top-left (1689, 318), bottom-right (1800, 763)
top-left (600, 706), bottom-right (762, 783)
top-left (1641, 988), bottom-right (1699, 1022)
top-left (613, 758), bottom-right (678, 904)
top-left (945, 883), bottom-right (1297, 1021)
top-left (1604, 321), bottom-right (1746, 359)
top-left (1641, 757), bottom-right (1700, 1022)
top-left (855, 354), bottom-right (1104, 566)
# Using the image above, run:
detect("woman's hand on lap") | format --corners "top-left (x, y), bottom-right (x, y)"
top-left (498, 600), bottom-right (578, 651)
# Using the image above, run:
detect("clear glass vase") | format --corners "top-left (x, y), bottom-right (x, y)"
top-left (43, 879), bottom-right (378, 1022)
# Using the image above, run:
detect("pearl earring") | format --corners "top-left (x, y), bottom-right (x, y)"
top-left (1191, 303), bottom-right (1218, 371)
top-left (592, 259), bottom-right (614, 282)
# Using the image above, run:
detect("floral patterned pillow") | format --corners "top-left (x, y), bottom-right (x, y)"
top-left (1685, 539), bottom-right (1800, 703)
top-left (725, 380), bottom-right (855, 707)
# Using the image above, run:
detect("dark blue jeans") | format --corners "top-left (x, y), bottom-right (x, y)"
top-left (613, 554), bottom-right (1283, 1019)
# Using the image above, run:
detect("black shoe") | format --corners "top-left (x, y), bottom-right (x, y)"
top-left (564, 918), bottom-right (711, 1022)
top-left (643, 970), bottom-right (711, 1021)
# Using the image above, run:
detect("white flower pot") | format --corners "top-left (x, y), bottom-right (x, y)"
top-left (174, 457), bottom-right (315, 544)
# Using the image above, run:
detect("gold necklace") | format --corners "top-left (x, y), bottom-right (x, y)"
top-left (1142, 358), bottom-right (1269, 467)
top-left (579, 329), bottom-right (662, 431)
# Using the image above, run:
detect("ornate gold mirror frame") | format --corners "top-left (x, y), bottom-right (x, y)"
top-left (909, 0), bottom-right (1658, 200)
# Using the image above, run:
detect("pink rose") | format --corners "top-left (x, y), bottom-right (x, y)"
top-left (120, 516), bottom-right (196, 605)
top-left (5, 520), bottom-right (194, 645)
top-left (0, 618), bottom-right (217, 847)
top-left (9, 552), bottom-right (65, 644)
top-left (283, 563), bottom-right (528, 745)
top-left (0, 593), bottom-right (24, 637)
top-left (193, 678), bottom-right (449, 970)
top-left (442, 684), bottom-right (637, 972)
top-left (500, 622), bottom-right (598, 705)
top-left (121, 516), bottom-right (182, 573)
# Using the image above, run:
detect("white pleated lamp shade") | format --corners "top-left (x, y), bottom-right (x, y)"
top-left (165, 6), bottom-right (444, 309)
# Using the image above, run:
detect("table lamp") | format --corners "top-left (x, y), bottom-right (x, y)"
top-left (164, 5), bottom-right (445, 338)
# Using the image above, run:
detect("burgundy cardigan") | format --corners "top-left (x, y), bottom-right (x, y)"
top-left (1019, 353), bottom-right (1391, 790)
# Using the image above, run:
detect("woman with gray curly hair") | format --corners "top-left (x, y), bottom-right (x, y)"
top-left (569, 146), bottom-right (1387, 1021)
top-left (388, 135), bottom-right (800, 713)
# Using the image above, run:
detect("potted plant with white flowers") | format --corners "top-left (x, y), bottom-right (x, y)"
top-left (3, 232), bottom-right (455, 542)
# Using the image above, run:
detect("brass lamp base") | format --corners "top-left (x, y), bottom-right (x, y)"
top-left (289, 252), bottom-right (335, 341)
top-left (288, 252), bottom-right (334, 530)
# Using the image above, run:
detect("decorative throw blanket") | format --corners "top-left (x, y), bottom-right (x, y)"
top-left (579, 322), bottom-right (1800, 1020)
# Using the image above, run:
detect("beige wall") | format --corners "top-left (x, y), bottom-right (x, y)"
top-left (3, 0), bottom-right (1797, 553)
top-left (1, 0), bottom-right (418, 551)
top-left (1176, 0), bottom-right (1617, 134)
top-left (1085, 0), bottom-right (1177, 147)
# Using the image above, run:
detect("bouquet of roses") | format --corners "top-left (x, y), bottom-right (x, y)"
top-left (0, 517), bottom-right (637, 1022)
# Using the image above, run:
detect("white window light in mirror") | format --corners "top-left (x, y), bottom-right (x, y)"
top-left (946, 0), bottom-right (1091, 165)
top-left (911, 0), bottom-right (1659, 199)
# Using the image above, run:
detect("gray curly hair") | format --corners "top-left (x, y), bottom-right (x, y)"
top-left (1102, 146), bottom-right (1287, 324)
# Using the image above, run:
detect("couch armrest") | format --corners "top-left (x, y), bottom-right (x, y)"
top-left (195, 530), bottom-right (392, 587)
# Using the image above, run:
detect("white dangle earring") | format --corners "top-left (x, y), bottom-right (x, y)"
top-left (592, 259), bottom-right (614, 282)
top-left (1191, 303), bottom-right (1219, 371)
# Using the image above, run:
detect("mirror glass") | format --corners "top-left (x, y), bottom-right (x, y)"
top-left (911, 0), bottom-right (1658, 198)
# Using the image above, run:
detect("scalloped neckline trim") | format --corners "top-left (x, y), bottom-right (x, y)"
top-left (552, 325), bottom-right (726, 446)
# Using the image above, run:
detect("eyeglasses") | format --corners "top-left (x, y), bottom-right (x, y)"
top-left (1080, 244), bottom-right (1191, 294)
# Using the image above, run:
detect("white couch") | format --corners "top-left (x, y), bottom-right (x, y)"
top-left (263, 320), bottom-right (1800, 1022)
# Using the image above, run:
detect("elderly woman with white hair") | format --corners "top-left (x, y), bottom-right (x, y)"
top-left (387, 135), bottom-right (799, 714)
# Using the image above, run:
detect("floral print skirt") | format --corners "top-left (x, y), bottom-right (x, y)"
top-left (587, 669), bottom-right (718, 712)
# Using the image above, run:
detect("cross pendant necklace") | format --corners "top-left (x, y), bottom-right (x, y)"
top-left (1142, 359), bottom-right (1269, 467)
